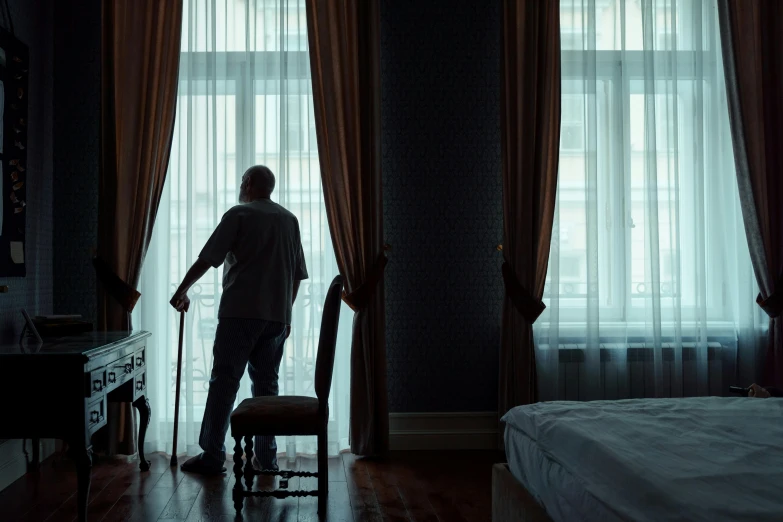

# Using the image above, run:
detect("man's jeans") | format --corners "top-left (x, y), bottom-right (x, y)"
top-left (198, 318), bottom-right (287, 468)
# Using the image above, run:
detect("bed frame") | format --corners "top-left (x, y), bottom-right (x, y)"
top-left (492, 464), bottom-right (553, 522)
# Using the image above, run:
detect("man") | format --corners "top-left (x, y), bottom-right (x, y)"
top-left (170, 165), bottom-right (308, 475)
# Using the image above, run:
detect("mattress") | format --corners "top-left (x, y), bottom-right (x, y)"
top-left (502, 397), bottom-right (783, 522)
top-left (505, 423), bottom-right (622, 521)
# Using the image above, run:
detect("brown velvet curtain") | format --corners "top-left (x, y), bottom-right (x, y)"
top-left (305, 0), bottom-right (388, 456)
top-left (499, 0), bottom-right (560, 416)
top-left (98, 0), bottom-right (183, 453)
top-left (718, 1), bottom-right (783, 388)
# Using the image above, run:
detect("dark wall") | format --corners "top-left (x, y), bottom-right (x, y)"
top-left (52, 0), bottom-right (100, 324)
top-left (381, 0), bottom-right (503, 412)
top-left (0, 0), bottom-right (54, 342)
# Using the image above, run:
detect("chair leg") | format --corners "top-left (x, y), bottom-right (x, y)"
top-left (317, 428), bottom-right (328, 515)
top-left (232, 437), bottom-right (244, 514)
top-left (244, 435), bottom-right (255, 490)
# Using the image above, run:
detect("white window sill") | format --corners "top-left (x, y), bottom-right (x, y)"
top-left (534, 321), bottom-right (740, 340)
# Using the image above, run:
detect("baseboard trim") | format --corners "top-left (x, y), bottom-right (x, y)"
top-left (0, 439), bottom-right (57, 492)
top-left (389, 412), bottom-right (499, 451)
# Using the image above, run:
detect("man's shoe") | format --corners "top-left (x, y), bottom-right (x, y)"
top-left (251, 455), bottom-right (279, 472)
top-left (180, 453), bottom-right (226, 475)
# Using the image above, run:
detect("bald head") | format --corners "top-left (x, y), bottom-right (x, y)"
top-left (239, 165), bottom-right (275, 202)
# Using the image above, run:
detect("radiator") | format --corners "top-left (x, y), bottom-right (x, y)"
top-left (540, 342), bottom-right (732, 401)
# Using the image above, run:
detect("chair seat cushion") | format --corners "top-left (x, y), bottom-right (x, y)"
top-left (230, 395), bottom-right (324, 436)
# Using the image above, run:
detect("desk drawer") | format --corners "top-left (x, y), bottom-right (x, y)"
top-left (133, 370), bottom-right (147, 400)
top-left (85, 368), bottom-right (107, 399)
top-left (134, 347), bottom-right (146, 372)
top-left (108, 354), bottom-right (135, 386)
top-left (86, 395), bottom-right (107, 435)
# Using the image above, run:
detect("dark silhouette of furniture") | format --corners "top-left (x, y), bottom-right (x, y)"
top-left (229, 275), bottom-right (343, 517)
top-left (0, 331), bottom-right (152, 522)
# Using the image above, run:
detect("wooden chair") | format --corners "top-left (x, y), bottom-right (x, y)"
top-left (229, 275), bottom-right (343, 516)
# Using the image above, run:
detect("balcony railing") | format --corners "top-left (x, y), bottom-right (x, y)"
top-left (169, 280), bottom-right (329, 400)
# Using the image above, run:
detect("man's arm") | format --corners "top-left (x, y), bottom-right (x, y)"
top-left (293, 279), bottom-right (301, 304)
top-left (284, 279), bottom-right (302, 340)
top-left (172, 208), bottom-right (239, 312)
top-left (286, 219), bottom-right (308, 339)
top-left (292, 220), bottom-right (308, 306)
top-left (170, 258), bottom-right (211, 312)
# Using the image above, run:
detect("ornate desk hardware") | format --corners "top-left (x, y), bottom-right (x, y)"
top-left (114, 362), bottom-right (133, 374)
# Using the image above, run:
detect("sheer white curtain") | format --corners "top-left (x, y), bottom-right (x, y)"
top-left (535, 0), bottom-right (765, 401)
top-left (132, 0), bottom-right (352, 458)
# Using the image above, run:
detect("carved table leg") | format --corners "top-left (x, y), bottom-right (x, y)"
top-left (71, 444), bottom-right (92, 522)
top-left (29, 438), bottom-right (40, 472)
top-left (132, 396), bottom-right (151, 471)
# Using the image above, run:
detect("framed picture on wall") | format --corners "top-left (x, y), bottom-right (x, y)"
top-left (0, 28), bottom-right (27, 277)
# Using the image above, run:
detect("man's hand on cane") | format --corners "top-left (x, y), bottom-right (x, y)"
top-left (170, 291), bottom-right (191, 313)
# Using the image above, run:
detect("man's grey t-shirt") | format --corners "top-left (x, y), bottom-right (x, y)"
top-left (198, 200), bottom-right (308, 324)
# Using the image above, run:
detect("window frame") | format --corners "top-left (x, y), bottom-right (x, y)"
top-left (548, 49), bottom-right (730, 324)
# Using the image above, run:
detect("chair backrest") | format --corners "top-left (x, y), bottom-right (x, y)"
top-left (315, 275), bottom-right (344, 405)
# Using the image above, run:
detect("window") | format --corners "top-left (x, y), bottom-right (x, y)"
top-left (533, 0), bottom-right (763, 403)
top-left (560, 96), bottom-right (585, 152)
top-left (543, 0), bottom-right (742, 326)
top-left (560, 255), bottom-right (583, 280)
top-left (657, 32), bottom-right (675, 51)
top-left (136, 0), bottom-right (351, 457)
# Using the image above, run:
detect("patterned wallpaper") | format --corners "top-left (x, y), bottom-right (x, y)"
top-left (0, 0), bottom-right (54, 343)
top-left (381, 0), bottom-right (503, 412)
top-left (52, 0), bottom-right (100, 325)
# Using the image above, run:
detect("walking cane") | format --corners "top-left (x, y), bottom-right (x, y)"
top-left (171, 310), bottom-right (185, 467)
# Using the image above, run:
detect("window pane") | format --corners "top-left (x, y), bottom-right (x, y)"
top-left (181, 0), bottom-right (309, 52)
top-left (548, 79), bottom-right (616, 312)
top-left (559, 0), bottom-right (713, 52)
top-left (255, 94), bottom-right (314, 154)
top-left (171, 93), bottom-right (236, 277)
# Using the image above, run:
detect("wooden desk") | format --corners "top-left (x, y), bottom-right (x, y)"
top-left (0, 330), bottom-right (151, 521)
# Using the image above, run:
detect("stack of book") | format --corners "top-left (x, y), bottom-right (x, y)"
top-left (32, 315), bottom-right (93, 337)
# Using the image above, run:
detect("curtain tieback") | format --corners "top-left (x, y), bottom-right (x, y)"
top-left (93, 256), bottom-right (142, 313)
top-left (342, 252), bottom-right (388, 312)
top-left (502, 261), bottom-right (546, 323)
top-left (757, 273), bottom-right (783, 318)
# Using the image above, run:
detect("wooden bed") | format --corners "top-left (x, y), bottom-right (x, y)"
top-left (492, 463), bottom-right (551, 522)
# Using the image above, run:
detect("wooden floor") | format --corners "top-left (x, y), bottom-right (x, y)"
top-left (0, 450), bottom-right (502, 521)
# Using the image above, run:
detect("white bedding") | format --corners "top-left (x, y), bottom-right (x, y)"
top-left (505, 422), bottom-right (623, 521)
top-left (502, 397), bottom-right (783, 522)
